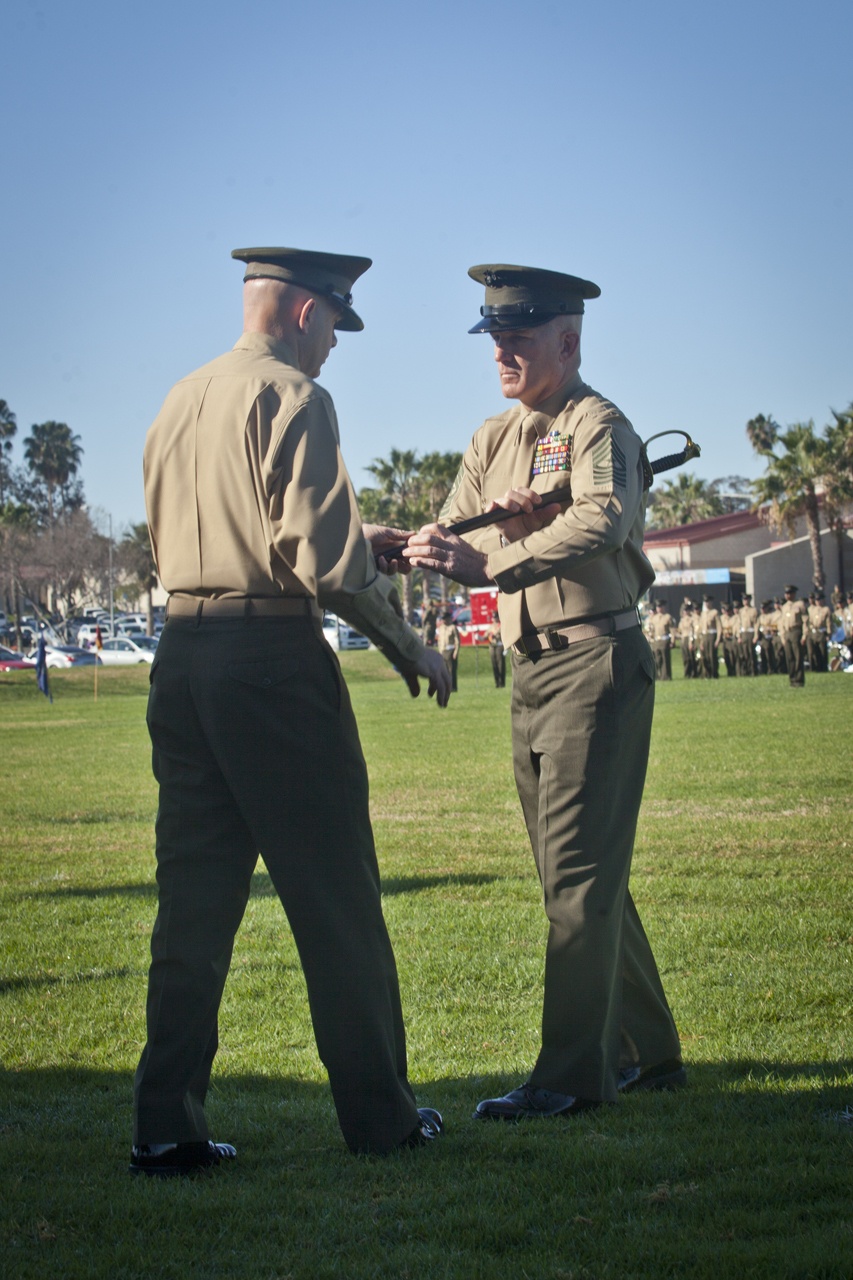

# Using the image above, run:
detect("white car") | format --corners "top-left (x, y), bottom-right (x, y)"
top-left (97, 637), bottom-right (155, 665)
top-left (77, 622), bottom-right (114, 647)
top-left (43, 645), bottom-right (100, 669)
top-left (322, 614), bottom-right (370, 652)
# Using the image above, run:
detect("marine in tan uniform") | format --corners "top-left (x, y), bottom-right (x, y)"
top-left (436, 609), bottom-right (461, 690)
top-left (770, 597), bottom-right (787, 673)
top-left (488, 610), bottom-right (506, 687)
top-left (697, 596), bottom-right (722, 678)
top-left (720, 602), bottom-right (739, 677)
top-left (131, 247), bottom-right (449, 1176)
top-left (405, 262), bottom-right (683, 1119)
top-left (421, 599), bottom-right (438, 647)
top-left (737, 593), bottom-right (758, 676)
top-left (647, 599), bottom-right (674, 680)
top-left (755, 600), bottom-right (776, 675)
top-left (678, 602), bottom-right (698, 679)
top-left (780, 583), bottom-right (807, 686)
top-left (807, 592), bottom-right (831, 673)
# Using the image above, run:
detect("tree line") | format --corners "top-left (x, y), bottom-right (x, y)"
top-left (0, 399), bottom-right (155, 641)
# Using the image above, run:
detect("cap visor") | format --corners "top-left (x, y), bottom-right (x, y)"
top-left (334, 306), bottom-right (364, 333)
top-left (468, 312), bottom-right (558, 335)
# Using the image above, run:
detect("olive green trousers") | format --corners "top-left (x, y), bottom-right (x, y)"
top-left (511, 627), bottom-right (681, 1102)
top-left (133, 614), bottom-right (419, 1154)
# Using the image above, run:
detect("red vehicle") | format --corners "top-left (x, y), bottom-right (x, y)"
top-left (458, 587), bottom-right (500, 646)
top-left (0, 645), bottom-right (35, 671)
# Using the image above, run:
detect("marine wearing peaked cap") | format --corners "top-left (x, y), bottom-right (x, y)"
top-left (231, 246), bottom-right (372, 331)
top-left (468, 263), bottom-right (601, 333)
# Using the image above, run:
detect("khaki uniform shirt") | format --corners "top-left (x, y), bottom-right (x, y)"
top-left (436, 621), bottom-right (460, 656)
top-left (720, 612), bottom-right (738, 641)
top-left (144, 332), bottom-right (424, 669)
top-left (756, 610), bottom-right (775, 638)
top-left (808, 603), bottom-right (831, 635)
top-left (678, 614), bottom-right (695, 647)
top-left (780, 597), bottom-right (807, 636)
top-left (697, 606), bottom-right (722, 641)
top-left (739, 605), bottom-right (758, 639)
top-left (647, 612), bottom-right (674, 641)
top-left (443, 376), bottom-right (653, 647)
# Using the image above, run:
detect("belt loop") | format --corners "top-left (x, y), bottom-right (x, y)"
top-left (194, 598), bottom-right (203, 628)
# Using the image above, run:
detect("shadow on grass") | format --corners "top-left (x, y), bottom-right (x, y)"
top-left (24, 870), bottom-right (508, 903)
top-left (2, 1060), bottom-right (850, 1132)
top-left (0, 967), bottom-right (143, 995)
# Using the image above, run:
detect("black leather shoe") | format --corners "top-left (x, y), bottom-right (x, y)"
top-left (129, 1139), bottom-right (237, 1177)
top-left (401, 1107), bottom-right (444, 1147)
top-left (618, 1059), bottom-right (687, 1094)
top-left (474, 1083), bottom-right (599, 1121)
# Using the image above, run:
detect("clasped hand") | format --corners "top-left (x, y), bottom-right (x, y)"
top-left (401, 487), bottom-right (561, 586)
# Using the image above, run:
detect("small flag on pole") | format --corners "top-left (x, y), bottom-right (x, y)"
top-left (95, 625), bottom-right (103, 652)
top-left (35, 631), bottom-right (52, 703)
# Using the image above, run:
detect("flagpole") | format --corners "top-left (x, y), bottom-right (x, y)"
top-left (94, 624), bottom-right (103, 702)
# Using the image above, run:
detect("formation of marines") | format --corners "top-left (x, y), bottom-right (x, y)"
top-left (644, 587), bottom-right (853, 684)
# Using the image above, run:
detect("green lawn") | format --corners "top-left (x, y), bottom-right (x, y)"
top-left (1, 653), bottom-right (851, 1279)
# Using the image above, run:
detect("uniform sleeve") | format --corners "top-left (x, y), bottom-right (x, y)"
top-left (269, 396), bottom-right (425, 670)
top-left (443, 442), bottom-right (505, 557)
top-left (484, 409), bottom-right (644, 593)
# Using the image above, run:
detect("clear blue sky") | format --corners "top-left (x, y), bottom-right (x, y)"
top-left (2, 0), bottom-right (851, 530)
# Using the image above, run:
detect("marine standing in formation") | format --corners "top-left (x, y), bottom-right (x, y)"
top-left (780, 584), bottom-right (807, 687)
top-left (678, 600), bottom-right (698, 678)
top-left (436, 608), bottom-right (461, 691)
top-left (720, 602), bottom-right (739, 677)
top-left (737, 593), bottom-right (758, 675)
top-left (405, 262), bottom-right (683, 1119)
top-left (697, 595), bottom-right (722, 678)
top-left (488, 610), bottom-right (506, 687)
top-left (131, 246), bottom-right (449, 1176)
top-left (645, 599), bottom-right (674, 681)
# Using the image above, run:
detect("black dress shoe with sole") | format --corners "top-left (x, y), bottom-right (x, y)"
top-left (401, 1107), bottom-right (444, 1147)
top-left (474, 1083), bottom-right (599, 1121)
top-left (618, 1059), bottom-right (687, 1094)
top-left (129, 1140), bottom-right (237, 1177)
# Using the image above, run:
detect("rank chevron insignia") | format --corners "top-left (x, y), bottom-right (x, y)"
top-left (592, 430), bottom-right (627, 489)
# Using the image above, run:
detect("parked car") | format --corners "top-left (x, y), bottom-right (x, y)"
top-left (97, 637), bottom-right (155, 665)
top-left (322, 614), bottom-right (370, 652)
top-left (128, 635), bottom-right (159, 652)
top-left (0, 645), bottom-right (35, 670)
top-left (77, 623), bottom-right (114, 647)
top-left (44, 645), bottom-right (101, 669)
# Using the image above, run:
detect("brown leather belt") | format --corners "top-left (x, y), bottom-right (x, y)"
top-left (513, 608), bottom-right (640, 658)
top-left (166, 595), bottom-right (321, 620)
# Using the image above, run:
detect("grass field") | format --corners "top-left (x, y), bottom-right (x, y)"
top-left (1, 650), bottom-right (851, 1279)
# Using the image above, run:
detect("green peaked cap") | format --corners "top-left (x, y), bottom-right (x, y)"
top-left (232, 246), bottom-right (372, 331)
top-left (467, 263), bottom-right (601, 333)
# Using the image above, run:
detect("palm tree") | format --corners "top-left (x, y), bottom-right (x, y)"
top-left (119, 523), bottom-right (158, 633)
top-left (748, 418), bottom-right (829, 592)
top-left (745, 413), bottom-right (780, 456)
top-left (0, 400), bottom-right (16, 505)
top-left (647, 473), bottom-right (724, 529)
top-left (417, 451), bottom-right (463, 521)
top-left (820, 403), bottom-right (853, 593)
top-left (23, 421), bottom-right (83, 524)
top-left (363, 449), bottom-right (427, 621)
